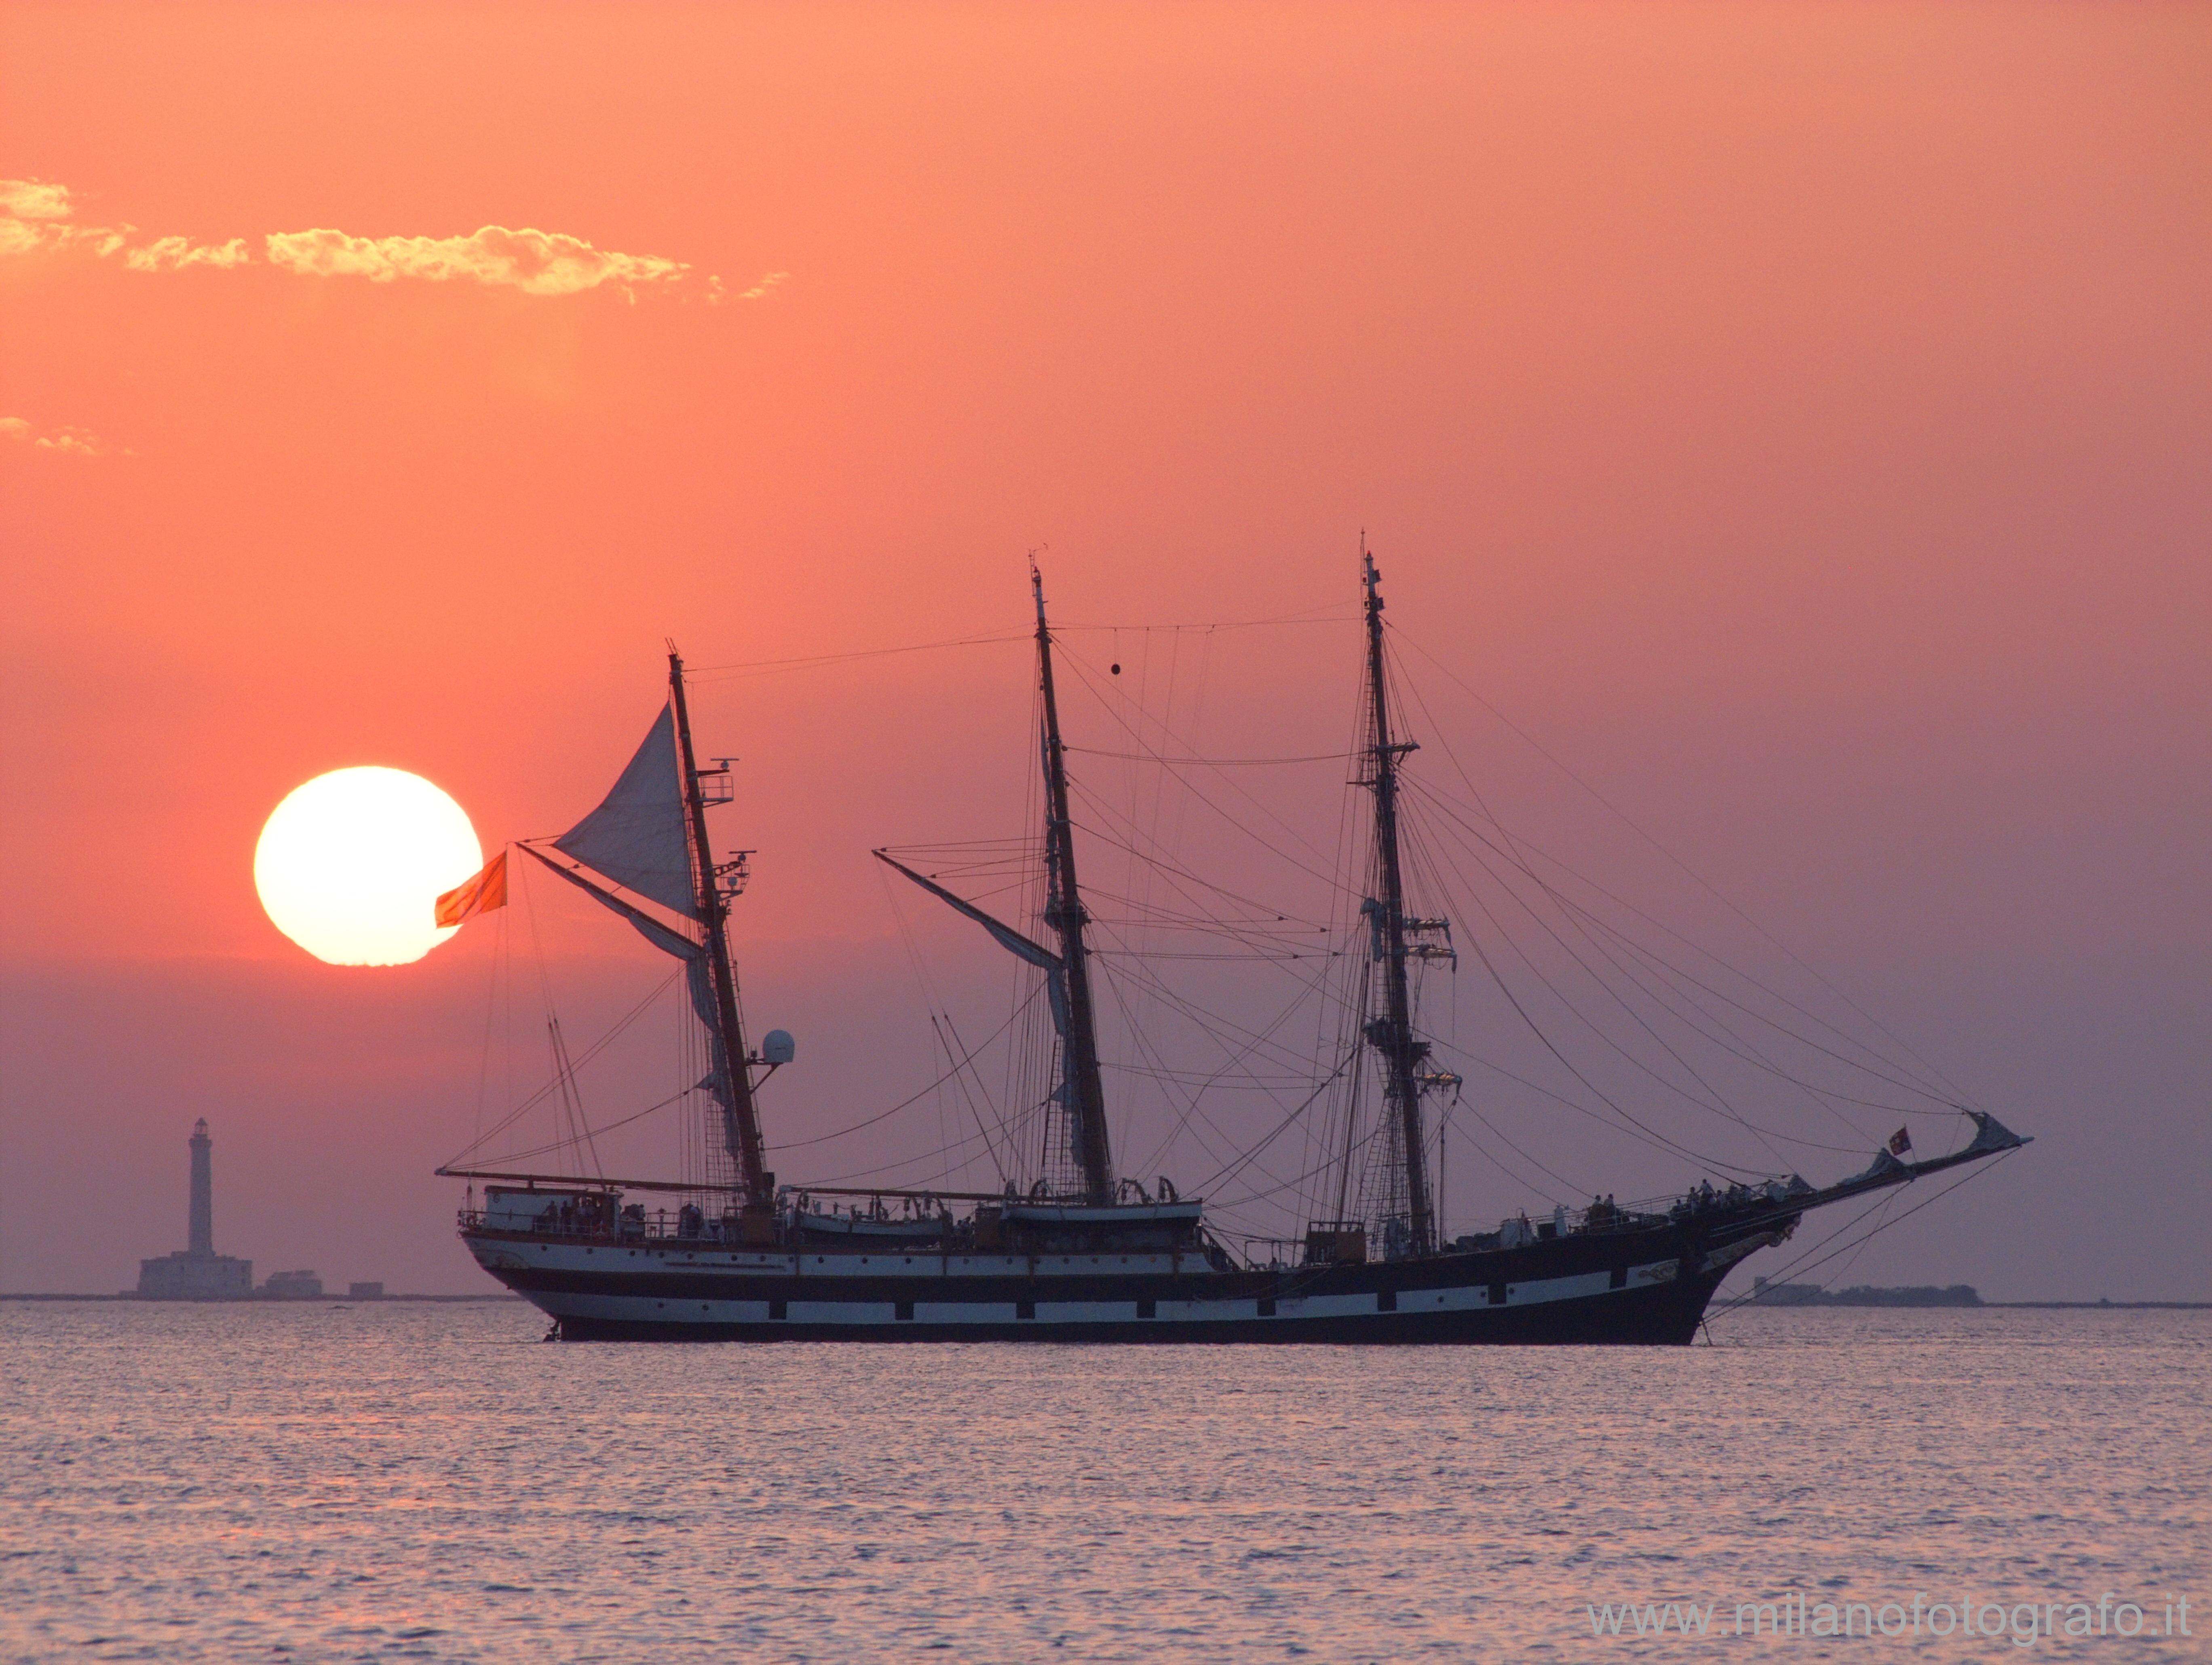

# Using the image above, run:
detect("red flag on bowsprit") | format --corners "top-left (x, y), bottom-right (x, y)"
top-left (1888, 1125), bottom-right (1912, 1157)
top-left (436, 849), bottom-right (509, 928)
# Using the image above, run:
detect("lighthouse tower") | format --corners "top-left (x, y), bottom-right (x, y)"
top-left (135, 1120), bottom-right (253, 1299)
top-left (188, 1118), bottom-right (214, 1254)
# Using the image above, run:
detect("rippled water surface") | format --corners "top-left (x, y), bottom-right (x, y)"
top-left (4, 1303), bottom-right (2205, 1661)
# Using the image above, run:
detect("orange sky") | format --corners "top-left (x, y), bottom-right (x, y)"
top-left (3, 2), bottom-right (2207, 1295)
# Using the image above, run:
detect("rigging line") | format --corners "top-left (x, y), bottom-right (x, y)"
top-left (768, 986), bottom-right (1042, 1153)
top-left (1106, 939), bottom-right (1343, 1110)
top-left (548, 1016), bottom-right (606, 1179)
top-left (1065, 652), bottom-right (1339, 881)
top-left (1397, 773), bottom-right (1939, 1123)
top-left (936, 1010), bottom-right (1014, 1187)
top-left (513, 856), bottom-right (573, 1157)
top-left (1310, 662), bottom-right (1371, 1228)
top-left (1117, 622), bottom-right (1171, 1082)
top-left (1371, 668), bottom-right (1893, 1105)
top-left (1075, 880), bottom-right (1336, 933)
top-left (799, 1119), bottom-right (1004, 1187)
top-left (1074, 873), bottom-right (1335, 938)
top-left (1388, 623), bottom-right (1981, 1109)
top-left (887, 830), bottom-right (1342, 950)
top-left (1057, 645), bottom-right (1345, 872)
top-left (1209, 1121), bottom-right (1379, 1212)
top-left (1433, 1038), bottom-right (1802, 1167)
top-left (1398, 787), bottom-right (1857, 1162)
top-left (1391, 758), bottom-right (1793, 1162)
top-left (1106, 1065), bottom-right (1321, 1086)
top-left (443, 966), bottom-right (686, 1168)
top-left (1065, 861), bottom-right (1342, 961)
top-left (1410, 811), bottom-right (1828, 1161)
top-left (1053, 609), bottom-right (1358, 633)
top-left (1068, 747), bottom-right (1355, 766)
top-left (875, 836), bottom-right (1035, 855)
top-left (1087, 929), bottom-right (1347, 1083)
top-left (1397, 793), bottom-right (1746, 1161)
top-left (1705, 1155), bottom-right (2016, 1323)
top-left (1453, 901), bottom-right (1768, 1178)
top-left (1185, 1051), bottom-right (1359, 1197)
top-left (1395, 769), bottom-right (1951, 1109)
top-left (1076, 857), bottom-right (1344, 995)
top-left (1803, 1183), bottom-right (1902, 1295)
top-left (877, 861), bottom-right (966, 1175)
top-left (1091, 951), bottom-right (1337, 964)
top-left (686, 630), bottom-right (1030, 679)
top-left (1074, 891), bottom-right (1334, 931)
top-left (480, 1087), bottom-right (695, 1167)
top-left (1441, 1094), bottom-right (1585, 1208)
top-left (1065, 792), bottom-right (1351, 927)
top-left (875, 848), bottom-right (1041, 1189)
top-left (471, 892), bottom-right (507, 1154)
top-left (1093, 929), bottom-right (1323, 1183)
top-left (1078, 931), bottom-right (1307, 1194)
top-left (1519, 878), bottom-right (1931, 1127)
top-left (1091, 949), bottom-right (1213, 1180)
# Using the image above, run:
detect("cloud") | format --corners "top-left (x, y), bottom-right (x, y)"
top-left (0, 178), bottom-right (78, 254)
top-left (263, 225), bottom-right (689, 297)
top-left (1, 177), bottom-right (240, 269)
top-left (1, 416), bottom-right (113, 456)
top-left (0, 177), bottom-right (779, 305)
top-left (123, 235), bottom-right (253, 272)
top-left (0, 179), bottom-right (73, 221)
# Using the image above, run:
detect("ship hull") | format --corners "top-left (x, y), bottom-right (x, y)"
top-left (463, 1214), bottom-right (1781, 1345)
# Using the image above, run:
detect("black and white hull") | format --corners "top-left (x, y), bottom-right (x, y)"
top-left (464, 1210), bottom-right (1779, 1345)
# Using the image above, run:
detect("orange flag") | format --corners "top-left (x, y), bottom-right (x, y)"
top-left (436, 849), bottom-right (509, 927)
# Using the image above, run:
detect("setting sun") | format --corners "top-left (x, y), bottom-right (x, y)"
top-left (253, 767), bottom-right (483, 965)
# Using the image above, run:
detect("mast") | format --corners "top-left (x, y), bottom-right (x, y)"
top-left (1032, 565), bottom-right (1115, 1205)
top-left (1361, 549), bottom-right (1436, 1255)
top-left (667, 649), bottom-right (770, 1204)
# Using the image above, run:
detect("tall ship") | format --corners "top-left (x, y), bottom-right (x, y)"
top-left (442, 556), bottom-right (2028, 1341)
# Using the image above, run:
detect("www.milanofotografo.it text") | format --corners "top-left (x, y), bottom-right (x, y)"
top-left (1585, 1591), bottom-right (2191, 1646)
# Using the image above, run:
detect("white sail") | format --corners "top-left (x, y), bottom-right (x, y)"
top-left (554, 705), bottom-right (699, 918)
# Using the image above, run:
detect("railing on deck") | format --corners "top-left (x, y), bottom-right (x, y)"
top-left (458, 1206), bottom-right (744, 1246)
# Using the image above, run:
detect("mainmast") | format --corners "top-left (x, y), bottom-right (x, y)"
top-left (1361, 550), bottom-right (1437, 1255)
top-left (1033, 566), bottom-right (1115, 1205)
top-left (668, 649), bottom-right (771, 1205)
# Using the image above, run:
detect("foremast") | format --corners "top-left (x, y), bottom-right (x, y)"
top-left (668, 650), bottom-right (771, 1206)
top-left (1361, 550), bottom-right (1440, 1256)
top-left (1033, 566), bottom-right (1116, 1205)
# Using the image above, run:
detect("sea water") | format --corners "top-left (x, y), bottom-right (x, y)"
top-left (3, 1302), bottom-right (2204, 1662)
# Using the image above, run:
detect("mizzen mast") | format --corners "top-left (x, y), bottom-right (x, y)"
top-left (1361, 550), bottom-right (1437, 1256)
top-left (1032, 566), bottom-right (1116, 1205)
top-left (668, 649), bottom-right (771, 1205)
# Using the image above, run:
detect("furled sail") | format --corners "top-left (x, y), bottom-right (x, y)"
top-left (522, 845), bottom-right (700, 963)
top-left (684, 957), bottom-right (744, 1157)
top-left (554, 705), bottom-right (699, 918)
top-left (874, 851), bottom-right (1072, 1042)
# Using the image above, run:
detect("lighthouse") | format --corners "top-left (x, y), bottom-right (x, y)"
top-left (136, 1120), bottom-right (253, 1299)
